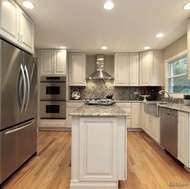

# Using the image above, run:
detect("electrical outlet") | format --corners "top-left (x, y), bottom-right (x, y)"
top-left (134, 92), bottom-right (138, 95)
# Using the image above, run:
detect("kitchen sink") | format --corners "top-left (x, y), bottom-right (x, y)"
top-left (157, 102), bottom-right (168, 105)
top-left (144, 102), bottom-right (159, 117)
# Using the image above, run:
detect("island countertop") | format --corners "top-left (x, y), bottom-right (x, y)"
top-left (69, 104), bottom-right (127, 117)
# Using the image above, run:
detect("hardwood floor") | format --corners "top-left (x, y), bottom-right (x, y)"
top-left (2, 131), bottom-right (190, 189)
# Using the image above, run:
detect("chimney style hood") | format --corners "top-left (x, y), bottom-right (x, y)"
top-left (88, 55), bottom-right (113, 80)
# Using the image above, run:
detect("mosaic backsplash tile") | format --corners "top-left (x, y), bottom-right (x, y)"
top-left (70, 80), bottom-right (162, 101)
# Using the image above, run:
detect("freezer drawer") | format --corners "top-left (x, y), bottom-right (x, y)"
top-left (0, 119), bottom-right (37, 184)
top-left (0, 128), bottom-right (17, 184)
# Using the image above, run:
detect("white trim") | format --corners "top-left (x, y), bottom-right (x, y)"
top-left (165, 50), bottom-right (187, 98)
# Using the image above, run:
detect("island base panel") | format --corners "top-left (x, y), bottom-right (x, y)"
top-left (70, 181), bottom-right (118, 189)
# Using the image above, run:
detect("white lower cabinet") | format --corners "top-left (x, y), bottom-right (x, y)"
top-left (143, 113), bottom-right (151, 135)
top-left (143, 112), bottom-right (160, 143)
top-left (117, 102), bottom-right (141, 129)
top-left (66, 102), bottom-right (83, 128)
top-left (70, 116), bottom-right (126, 189)
top-left (131, 103), bottom-right (141, 128)
top-left (150, 116), bottom-right (160, 143)
top-left (116, 103), bottom-right (131, 128)
top-left (178, 111), bottom-right (189, 167)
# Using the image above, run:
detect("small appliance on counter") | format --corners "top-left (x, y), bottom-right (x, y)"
top-left (72, 91), bottom-right (81, 100)
top-left (106, 94), bottom-right (113, 99)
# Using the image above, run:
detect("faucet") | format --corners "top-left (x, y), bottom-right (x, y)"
top-left (159, 90), bottom-right (172, 102)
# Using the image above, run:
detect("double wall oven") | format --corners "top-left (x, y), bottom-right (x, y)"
top-left (40, 76), bottom-right (66, 119)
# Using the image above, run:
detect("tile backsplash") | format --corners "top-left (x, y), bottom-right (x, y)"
top-left (70, 80), bottom-right (161, 101)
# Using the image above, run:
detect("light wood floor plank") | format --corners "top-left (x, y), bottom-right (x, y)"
top-left (2, 131), bottom-right (190, 189)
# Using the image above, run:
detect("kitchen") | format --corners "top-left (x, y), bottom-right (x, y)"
top-left (1, 0), bottom-right (190, 188)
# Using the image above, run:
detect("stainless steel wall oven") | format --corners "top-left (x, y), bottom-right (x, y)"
top-left (40, 76), bottom-right (66, 119)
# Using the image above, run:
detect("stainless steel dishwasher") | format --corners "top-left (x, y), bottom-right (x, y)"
top-left (160, 107), bottom-right (178, 158)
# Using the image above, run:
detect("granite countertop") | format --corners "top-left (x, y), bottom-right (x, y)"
top-left (157, 103), bottom-right (190, 113)
top-left (69, 104), bottom-right (127, 117)
top-left (67, 99), bottom-right (142, 103)
top-left (144, 101), bottom-right (190, 113)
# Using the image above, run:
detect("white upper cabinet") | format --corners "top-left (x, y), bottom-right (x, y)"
top-left (114, 53), bottom-right (130, 86)
top-left (19, 9), bottom-right (34, 53)
top-left (114, 52), bottom-right (139, 86)
top-left (0, 0), bottom-right (34, 54)
top-left (69, 53), bottom-right (86, 86)
top-left (139, 50), bottom-right (163, 86)
top-left (0, 0), bottom-right (18, 44)
top-left (40, 50), bottom-right (67, 76)
top-left (130, 53), bottom-right (139, 86)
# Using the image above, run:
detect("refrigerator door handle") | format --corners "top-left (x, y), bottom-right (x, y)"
top-left (5, 119), bottom-right (35, 135)
top-left (19, 64), bottom-right (26, 113)
top-left (24, 65), bottom-right (30, 112)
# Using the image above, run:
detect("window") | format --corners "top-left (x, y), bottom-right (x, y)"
top-left (165, 50), bottom-right (190, 96)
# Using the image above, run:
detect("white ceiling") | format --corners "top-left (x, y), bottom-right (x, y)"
top-left (16, 0), bottom-right (190, 55)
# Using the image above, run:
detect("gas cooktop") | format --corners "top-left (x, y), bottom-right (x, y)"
top-left (84, 98), bottom-right (115, 106)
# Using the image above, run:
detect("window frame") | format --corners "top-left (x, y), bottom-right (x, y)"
top-left (165, 50), bottom-right (187, 98)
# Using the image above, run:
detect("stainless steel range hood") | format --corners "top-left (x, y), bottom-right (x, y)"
top-left (88, 55), bottom-right (113, 80)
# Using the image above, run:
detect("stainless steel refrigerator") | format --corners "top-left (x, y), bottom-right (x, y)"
top-left (0, 38), bottom-right (37, 185)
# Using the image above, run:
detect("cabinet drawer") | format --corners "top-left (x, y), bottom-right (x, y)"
top-left (117, 103), bottom-right (131, 108)
top-left (39, 120), bottom-right (66, 128)
top-left (67, 102), bottom-right (84, 108)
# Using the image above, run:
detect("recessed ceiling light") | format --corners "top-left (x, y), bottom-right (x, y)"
top-left (60, 46), bottom-right (66, 49)
top-left (144, 46), bottom-right (150, 50)
top-left (156, 33), bottom-right (164, 38)
top-left (103, 1), bottom-right (114, 10)
top-left (184, 3), bottom-right (190, 10)
top-left (23, 1), bottom-right (35, 9)
top-left (102, 46), bottom-right (108, 49)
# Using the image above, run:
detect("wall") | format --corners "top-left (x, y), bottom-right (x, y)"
top-left (162, 34), bottom-right (187, 92)
top-left (164, 34), bottom-right (187, 61)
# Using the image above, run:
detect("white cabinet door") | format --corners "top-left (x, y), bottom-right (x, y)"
top-left (131, 103), bottom-right (141, 128)
top-left (0, 0), bottom-right (18, 44)
top-left (69, 53), bottom-right (86, 86)
top-left (114, 53), bottom-right (130, 86)
top-left (144, 113), bottom-right (151, 135)
top-left (116, 103), bottom-right (131, 128)
top-left (19, 9), bottom-right (34, 54)
top-left (130, 53), bottom-right (139, 86)
top-left (150, 116), bottom-right (160, 143)
top-left (79, 117), bottom-right (117, 181)
top-left (66, 102), bottom-right (83, 128)
top-left (139, 50), bottom-right (163, 86)
top-left (139, 51), bottom-right (152, 86)
top-left (178, 111), bottom-right (189, 167)
top-left (40, 50), bottom-right (54, 75)
top-left (54, 50), bottom-right (67, 75)
top-left (141, 103), bottom-right (145, 130)
top-left (40, 50), bottom-right (67, 75)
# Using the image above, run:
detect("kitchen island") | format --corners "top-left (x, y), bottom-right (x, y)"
top-left (69, 104), bottom-right (127, 189)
